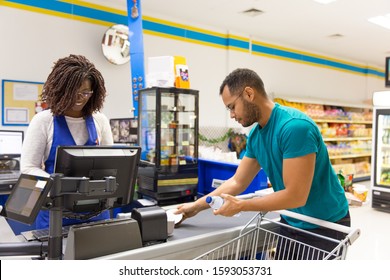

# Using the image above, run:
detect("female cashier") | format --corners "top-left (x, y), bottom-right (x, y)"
top-left (20, 54), bottom-right (114, 229)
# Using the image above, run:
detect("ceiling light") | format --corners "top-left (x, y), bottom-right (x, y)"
top-left (313, 0), bottom-right (337, 4)
top-left (242, 8), bottom-right (264, 17)
top-left (368, 14), bottom-right (390, 30)
top-left (328, 33), bottom-right (344, 39)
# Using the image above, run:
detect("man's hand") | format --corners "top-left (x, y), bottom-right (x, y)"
top-left (174, 202), bottom-right (204, 224)
top-left (213, 193), bottom-right (243, 217)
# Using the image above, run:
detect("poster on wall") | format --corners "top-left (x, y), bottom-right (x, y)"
top-left (1, 79), bottom-right (44, 126)
top-left (110, 118), bottom-right (138, 144)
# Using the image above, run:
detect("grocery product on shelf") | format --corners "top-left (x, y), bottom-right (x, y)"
top-left (274, 98), bottom-right (372, 181)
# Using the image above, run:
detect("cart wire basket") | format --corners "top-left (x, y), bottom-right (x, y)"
top-left (195, 210), bottom-right (360, 260)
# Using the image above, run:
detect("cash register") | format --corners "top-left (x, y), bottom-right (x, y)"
top-left (0, 130), bottom-right (23, 193)
top-left (0, 145), bottom-right (169, 259)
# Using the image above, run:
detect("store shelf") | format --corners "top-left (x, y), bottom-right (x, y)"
top-left (274, 97), bottom-right (372, 179)
top-left (329, 153), bottom-right (371, 160)
top-left (354, 174), bottom-right (370, 182)
top-left (355, 173), bottom-right (371, 179)
top-left (323, 137), bottom-right (372, 142)
top-left (271, 94), bottom-right (372, 109)
top-left (314, 119), bottom-right (372, 124)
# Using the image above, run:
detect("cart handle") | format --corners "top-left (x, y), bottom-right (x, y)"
top-left (275, 210), bottom-right (350, 233)
top-left (275, 209), bottom-right (361, 245)
top-left (237, 192), bottom-right (361, 244)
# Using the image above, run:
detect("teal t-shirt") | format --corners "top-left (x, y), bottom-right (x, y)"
top-left (246, 103), bottom-right (349, 229)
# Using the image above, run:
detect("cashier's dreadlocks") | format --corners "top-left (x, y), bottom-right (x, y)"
top-left (41, 54), bottom-right (106, 117)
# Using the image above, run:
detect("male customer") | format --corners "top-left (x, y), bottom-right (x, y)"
top-left (176, 68), bottom-right (350, 259)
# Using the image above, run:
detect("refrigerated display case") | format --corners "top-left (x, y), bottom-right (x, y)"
top-left (371, 91), bottom-right (390, 212)
top-left (137, 87), bottom-right (199, 204)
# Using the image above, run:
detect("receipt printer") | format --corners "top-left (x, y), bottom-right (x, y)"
top-left (131, 206), bottom-right (167, 243)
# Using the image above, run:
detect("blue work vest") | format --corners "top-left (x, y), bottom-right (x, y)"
top-left (35, 115), bottom-right (110, 229)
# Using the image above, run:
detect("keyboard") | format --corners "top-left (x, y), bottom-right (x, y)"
top-left (21, 219), bottom-right (122, 241)
top-left (22, 226), bottom-right (71, 242)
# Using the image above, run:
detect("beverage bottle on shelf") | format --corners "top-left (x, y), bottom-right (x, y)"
top-left (206, 196), bottom-right (241, 217)
top-left (337, 170), bottom-right (346, 191)
top-left (387, 129), bottom-right (390, 145)
top-left (383, 151), bottom-right (388, 165)
top-left (382, 130), bottom-right (386, 144)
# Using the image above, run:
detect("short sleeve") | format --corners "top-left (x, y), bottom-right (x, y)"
top-left (279, 119), bottom-right (319, 159)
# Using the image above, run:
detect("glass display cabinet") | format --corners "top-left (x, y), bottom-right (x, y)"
top-left (137, 87), bottom-right (199, 204)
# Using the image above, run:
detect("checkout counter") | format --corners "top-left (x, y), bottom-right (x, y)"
top-left (0, 161), bottom-right (277, 260)
top-left (0, 207), bottom-right (278, 260)
top-left (94, 209), bottom-right (277, 260)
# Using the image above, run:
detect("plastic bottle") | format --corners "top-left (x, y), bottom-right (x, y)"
top-left (206, 196), bottom-right (224, 210)
top-left (206, 196), bottom-right (241, 217)
top-left (382, 130), bottom-right (388, 144)
top-left (337, 170), bottom-right (346, 191)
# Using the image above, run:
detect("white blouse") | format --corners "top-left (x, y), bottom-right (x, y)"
top-left (20, 110), bottom-right (113, 177)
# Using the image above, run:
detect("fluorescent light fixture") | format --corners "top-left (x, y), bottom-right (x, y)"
top-left (368, 14), bottom-right (390, 30)
top-left (242, 8), bottom-right (264, 17)
top-left (313, 0), bottom-right (337, 4)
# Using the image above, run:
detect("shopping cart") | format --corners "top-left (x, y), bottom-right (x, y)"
top-left (195, 210), bottom-right (360, 260)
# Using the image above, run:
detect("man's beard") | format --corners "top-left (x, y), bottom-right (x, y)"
top-left (240, 98), bottom-right (260, 127)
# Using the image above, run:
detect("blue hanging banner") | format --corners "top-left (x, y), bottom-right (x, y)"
top-left (127, 0), bottom-right (145, 118)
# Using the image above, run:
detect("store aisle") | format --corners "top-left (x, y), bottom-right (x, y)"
top-left (346, 181), bottom-right (390, 260)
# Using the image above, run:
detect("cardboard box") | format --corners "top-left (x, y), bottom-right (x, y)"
top-left (352, 184), bottom-right (368, 202)
top-left (146, 56), bottom-right (190, 88)
top-left (345, 191), bottom-right (363, 206)
top-left (146, 56), bottom-right (175, 87)
top-left (174, 56), bottom-right (190, 89)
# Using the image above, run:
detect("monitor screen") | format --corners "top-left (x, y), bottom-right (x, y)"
top-left (53, 145), bottom-right (141, 213)
top-left (0, 130), bottom-right (24, 158)
top-left (3, 174), bottom-right (53, 225)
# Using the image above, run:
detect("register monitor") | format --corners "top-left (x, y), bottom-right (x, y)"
top-left (0, 130), bottom-right (24, 159)
top-left (2, 145), bottom-right (141, 224)
top-left (2, 174), bottom-right (53, 225)
top-left (53, 145), bottom-right (141, 214)
top-left (0, 130), bottom-right (23, 179)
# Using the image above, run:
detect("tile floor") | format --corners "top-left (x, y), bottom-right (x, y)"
top-left (346, 181), bottom-right (390, 260)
